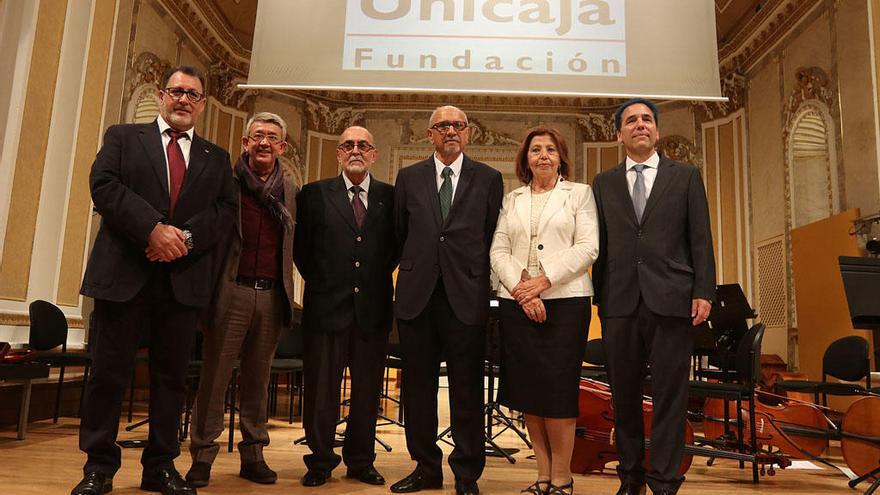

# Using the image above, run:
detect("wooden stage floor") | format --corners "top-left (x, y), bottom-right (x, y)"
top-left (0, 388), bottom-right (864, 494)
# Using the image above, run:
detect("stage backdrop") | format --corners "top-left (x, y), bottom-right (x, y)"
top-left (245, 0), bottom-right (723, 101)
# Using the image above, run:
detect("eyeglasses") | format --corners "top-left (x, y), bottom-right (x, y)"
top-left (337, 141), bottom-right (376, 153)
top-left (247, 134), bottom-right (283, 144)
top-left (162, 87), bottom-right (205, 103)
top-left (430, 121), bottom-right (468, 132)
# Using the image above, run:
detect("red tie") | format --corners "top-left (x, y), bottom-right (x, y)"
top-left (350, 185), bottom-right (366, 229)
top-left (166, 130), bottom-right (187, 216)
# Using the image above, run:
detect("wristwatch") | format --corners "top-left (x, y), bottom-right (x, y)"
top-left (183, 229), bottom-right (194, 250)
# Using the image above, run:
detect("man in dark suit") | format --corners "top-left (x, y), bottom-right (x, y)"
top-left (390, 106), bottom-right (503, 495)
top-left (293, 126), bottom-right (396, 488)
top-left (73, 66), bottom-right (236, 495)
top-left (591, 98), bottom-right (716, 495)
top-left (185, 112), bottom-right (297, 488)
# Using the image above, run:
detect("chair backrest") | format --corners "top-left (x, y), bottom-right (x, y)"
top-left (734, 323), bottom-right (766, 385)
top-left (823, 335), bottom-right (869, 382)
top-left (275, 319), bottom-right (303, 358)
top-left (583, 338), bottom-right (606, 366)
top-left (28, 300), bottom-right (69, 351)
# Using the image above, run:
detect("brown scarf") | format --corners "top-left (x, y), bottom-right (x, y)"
top-left (234, 153), bottom-right (293, 230)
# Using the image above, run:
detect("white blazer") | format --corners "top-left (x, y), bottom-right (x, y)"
top-left (490, 178), bottom-right (599, 300)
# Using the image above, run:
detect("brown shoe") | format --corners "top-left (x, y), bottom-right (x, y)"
top-left (184, 462), bottom-right (211, 488)
top-left (240, 460), bottom-right (277, 484)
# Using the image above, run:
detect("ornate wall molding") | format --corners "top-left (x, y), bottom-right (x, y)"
top-left (305, 100), bottom-right (365, 135)
top-left (718, 0), bottom-right (822, 75)
top-left (0, 311), bottom-right (83, 329)
top-left (577, 112), bottom-right (616, 142)
top-left (657, 135), bottom-right (701, 169)
top-left (694, 72), bottom-right (748, 121)
top-left (158, 0), bottom-right (249, 76)
top-left (208, 62), bottom-right (253, 110)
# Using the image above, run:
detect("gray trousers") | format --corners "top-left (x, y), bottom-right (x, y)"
top-left (189, 283), bottom-right (284, 465)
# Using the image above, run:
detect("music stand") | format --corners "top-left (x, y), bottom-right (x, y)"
top-left (702, 284), bottom-right (756, 372)
top-left (838, 256), bottom-right (880, 494)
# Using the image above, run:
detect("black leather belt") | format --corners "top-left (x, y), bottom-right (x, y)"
top-left (235, 276), bottom-right (276, 290)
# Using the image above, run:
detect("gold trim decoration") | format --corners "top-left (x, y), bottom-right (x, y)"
top-left (576, 112), bottom-right (616, 142)
top-left (694, 72), bottom-right (748, 121)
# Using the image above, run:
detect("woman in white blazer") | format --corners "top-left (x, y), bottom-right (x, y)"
top-left (490, 127), bottom-right (599, 495)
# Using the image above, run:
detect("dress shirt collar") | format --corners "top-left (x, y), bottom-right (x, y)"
top-left (157, 114), bottom-right (194, 141)
top-left (342, 171), bottom-right (371, 193)
top-left (433, 152), bottom-right (463, 178)
top-left (625, 151), bottom-right (660, 171)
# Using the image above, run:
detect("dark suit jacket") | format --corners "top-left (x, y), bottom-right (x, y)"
top-left (393, 155), bottom-right (503, 326)
top-left (592, 155), bottom-right (716, 319)
top-left (294, 174), bottom-right (396, 334)
top-left (210, 168), bottom-right (298, 328)
top-left (80, 121), bottom-right (236, 308)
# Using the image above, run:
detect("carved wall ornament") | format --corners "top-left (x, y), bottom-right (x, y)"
top-left (694, 72), bottom-right (748, 121)
top-left (129, 52), bottom-right (170, 93)
top-left (466, 119), bottom-right (519, 146)
top-left (306, 100), bottom-right (365, 134)
top-left (783, 67), bottom-right (834, 135)
top-left (577, 112), bottom-right (616, 142)
top-left (657, 135), bottom-right (702, 169)
top-left (208, 62), bottom-right (251, 110)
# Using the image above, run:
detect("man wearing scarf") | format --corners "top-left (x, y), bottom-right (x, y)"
top-left (186, 112), bottom-right (298, 488)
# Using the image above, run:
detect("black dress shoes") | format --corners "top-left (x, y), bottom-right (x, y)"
top-left (141, 468), bottom-right (197, 495)
top-left (301, 469), bottom-right (330, 487)
top-left (455, 480), bottom-right (480, 495)
top-left (616, 482), bottom-right (646, 495)
top-left (346, 465), bottom-right (386, 485)
top-left (71, 472), bottom-right (112, 495)
top-left (240, 460), bottom-right (277, 484)
top-left (390, 469), bottom-right (443, 493)
top-left (184, 462), bottom-right (211, 488)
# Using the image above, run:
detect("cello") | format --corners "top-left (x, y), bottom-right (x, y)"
top-left (841, 396), bottom-right (880, 491)
top-left (571, 380), bottom-right (789, 476)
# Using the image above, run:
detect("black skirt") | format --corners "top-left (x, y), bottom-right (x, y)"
top-left (497, 297), bottom-right (590, 418)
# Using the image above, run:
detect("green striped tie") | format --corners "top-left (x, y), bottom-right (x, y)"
top-left (439, 166), bottom-right (453, 221)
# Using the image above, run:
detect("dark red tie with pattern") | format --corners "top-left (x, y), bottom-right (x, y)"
top-left (166, 130), bottom-right (187, 216)
top-left (350, 185), bottom-right (365, 229)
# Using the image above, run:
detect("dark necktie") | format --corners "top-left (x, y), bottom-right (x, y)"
top-left (166, 130), bottom-right (187, 216)
top-left (350, 185), bottom-right (366, 229)
top-left (632, 164), bottom-right (647, 222)
top-left (438, 167), bottom-right (453, 221)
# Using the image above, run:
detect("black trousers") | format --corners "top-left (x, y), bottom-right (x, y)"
top-left (397, 280), bottom-right (486, 483)
top-left (79, 272), bottom-right (198, 477)
top-left (302, 324), bottom-right (388, 472)
top-left (601, 298), bottom-right (693, 493)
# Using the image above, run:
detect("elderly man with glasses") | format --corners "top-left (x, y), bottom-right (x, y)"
top-left (185, 111), bottom-right (299, 488)
top-left (293, 126), bottom-right (396, 488)
top-left (391, 106), bottom-right (503, 495)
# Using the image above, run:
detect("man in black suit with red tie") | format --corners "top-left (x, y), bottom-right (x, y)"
top-left (591, 98), bottom-right (716, 495)
top-left (72, 66), bottom-right (236, 495)
top-left (390, 106), bottom-right (503, 495)
top-left (294, 126), bottom-right (396, 488)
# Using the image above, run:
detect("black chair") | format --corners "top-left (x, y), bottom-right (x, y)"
top-left (581, 338), bottom-right (607, 381)
top-left (28, 300), bottom-right (92, 423)
top-left (776, 335), bottom-right (872, 407)
top-left (268, 313), bottom-right (304, 426)
top-left (689, 322), bottom-right (766, 484)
